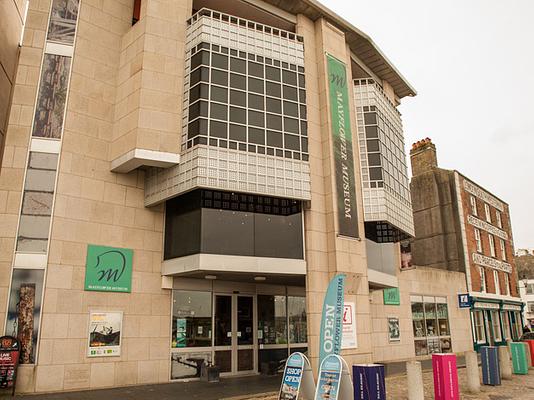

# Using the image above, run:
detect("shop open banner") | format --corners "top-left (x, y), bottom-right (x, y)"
top-left (326, 54), bottom-right (358, 239)
top-left (319, 274), bottom-right (345, 365)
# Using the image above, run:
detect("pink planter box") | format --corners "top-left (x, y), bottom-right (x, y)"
top-left (432, 354), bottom-right (460, 400)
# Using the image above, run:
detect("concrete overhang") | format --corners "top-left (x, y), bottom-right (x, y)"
top-left (111, 149), bottom-right (180, 173)
top-left (162, 253), bottom-right (307, 286)
top-left (255, 0), bottom-right (417, 98)
top-left (367, 268), bottom-right (399, 289)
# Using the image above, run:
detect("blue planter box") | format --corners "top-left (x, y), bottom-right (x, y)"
top-left (480, 346), bottom-right (501, 385)
top-left (353, 364), bottom-right (386, 400)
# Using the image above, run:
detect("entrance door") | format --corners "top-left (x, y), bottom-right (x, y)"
top-left (213, 294), bottom-right (256, 375)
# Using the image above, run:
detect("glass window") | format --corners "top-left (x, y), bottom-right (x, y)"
top-left (248, 77), bottom-right (264, 94)
top-left (248, 94), bottom-right (264, 110)
top-left (411, 302), bottom-right (425, 338)
top-left (474, 228), bottom-right (482, 253)
top-left (229, 107), bottom-right (246, 124)
top-left (496, 211), bottom-right (502, 228)
top-left (414, 339), bottom-right (427, 356)
top-left (266, 98), bottom-right (282, 114)
top-left (32, 54), bottom-right (71, 139)
top-left (288, 296), bottom-right (307, 344)
top-left (189, 83), bottom-right (209, 102)
top-left (437, 303), bottom-right (450, 336)
top-left (191, 51), bottom-right (210, 70)
top-left (283, 117), bottom-right (299, 134)
top-left (172, 290), bottom-right (212, 348)
top-left (504, 273), bottom-right (510, 296)
top-left (212, 53), bottom-right (228, 70)
top-left (210, 103), bottom-right (227, 121)
top-left (248, 61), bottom-right (263, 78)
top-left (230, 73), bottom-right (246, 90)
top-left (209, 120), bottom-right (227, 139)
top-left (266, 114), bottom-right (282, 131)
top-left (267, 131), bottom-right (283, 147)
top-left (282, 85), bottom-right (297, 101)
top-left (230, 57), bottom-right (246, 73)
top-left (229, 124), bottom-right (246, 142)
top-left (500, 239), bottom-right (507, 261)
top-left (190, 66), bottom-right (209, 86)
top-left (282, 70), bottom-right (297, 86)
top-left (501, 311), bottom-right (510, 339)
top-left (189, 100), bottom-right (208, 119)
top-left (424, 303), bottom-right (438, 336)
top-left (265, 66), bottom-right (280, 81)
top-left (283, 101), bottom-right (298, 117)
top-left (489, 234), bottom-right (496, 257)
top-left (230, 89), bottom-right (246, 107)
top-left (266, 81), bottom-right (281, 98)
top-left (484, 203), bottom-right (491, 223)
top-left (527, 284), bottom-right (534, 295)
top-left (364, 112), bottom-right (377, 125)
top-left (248, 111), bottom-right (264, 128)
top-left (47, 0), bottom-right (79, 44)
top-left (367, 139), bottom-right (380, 152)
top-left (480, 267), bottom-right (486, 292)
top-left (257, 295), bottom-right (287, 345)
top-left (284, 134), bottom-right (300, 151)
top-left (7, 269), bottom-right (45, 364)
top-left (474, 310), bottom-right (486, 343)
top-left (491, 310), bottom-right (502, 342)
top-left (211, 69), bottom-right (228, 86)
top-left (494, 270), bottom-right (500, 295)
top-left (248, 127), bottom-right (265, 145)
top-left (470, 196), bottom-right (478, 216)
top-left (211, 86), bottom-right (227, 103)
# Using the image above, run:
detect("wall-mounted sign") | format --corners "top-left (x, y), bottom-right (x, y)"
top-left (467, 215), bottom-right (508, 240)
top-left (85, 244), bottom-right (133, 292)
top-left (0, 336), bottom-right (20, 395)
top-left (326, 53), bottom-right (358, 239)
top-left (463, 179), bottom-right (504, 212)
top-left (341, 302), bottom-right (357, 349)
top-left (472, 252), bottom-right (512, 273)
top-left (87, 311), bottom-right (123, 357)
top-left (319, 274), bottom-right (345, 365)
top-left (383, 288), bottom-right (400, 305)
top-left (458, 294), bottom-right (470, 309)
top-left (387, 317), bottom-right (400, 342)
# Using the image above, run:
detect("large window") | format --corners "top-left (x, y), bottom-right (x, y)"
top-left (6, 269), bottom-right (45, 364)
top-left (474, 228), bottom-right (482, 253)
top-left (489, 234), bottom-right (496, 257)
top-left (494, 270), bottom-right (500, 295)
top-left (17, 152), bottom-right (59, 252)
top-left (185, 42), bottom-right (308, 161)
top-left (504, 273), bottom-right (510, 296)
top-left (47, 0), bottom-right (79, 44)
top-left (470, 195), bottom-right (478, 216)
top-left (32, 54), bottom-right (71, 139)
top-left (501, 311), bottom-right (510, 339)
top-left (411, 296), bottom-right (452, 356)
top-left (500, 239), bottom-right (507, 261)
top-left (257, 295), bottom-right (287, 345)
top-left (172, 290), bottom-right (212, 348)
top-left (288, 296), bottom-right (307, 344)
top-left (490, 310), bottom-right (502, 342)
top-left (484, 203), bottom-right (492, 223)
top-left (165, 189), bottom-right (304, 260)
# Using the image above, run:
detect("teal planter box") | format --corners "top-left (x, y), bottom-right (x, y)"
top-left (510, 342), bottom-right (528, 375)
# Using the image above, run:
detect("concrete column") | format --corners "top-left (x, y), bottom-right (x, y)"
top-left (499, 345), bottom-right (512, 379)
top-left (406, 361), bottom-right (424, 400)
top-left (465, 350), bottom-right (480, 393)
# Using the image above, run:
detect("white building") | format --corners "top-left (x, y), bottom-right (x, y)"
top-left (519, 279), bottom-right (534, 328)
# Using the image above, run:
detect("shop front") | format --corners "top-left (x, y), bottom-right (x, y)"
top-left (470, 299), bottom-right (523, 350)
top-left (169, 278), bottom-right (307, 380)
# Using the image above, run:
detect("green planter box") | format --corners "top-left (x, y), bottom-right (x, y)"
top-left (510, 342), bottom-right (528, 375)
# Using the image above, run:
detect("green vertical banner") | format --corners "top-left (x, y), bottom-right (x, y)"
top-left (319, 274), bottom-right (346, 366)
top-left (326, 54), bottom-right (359, 238)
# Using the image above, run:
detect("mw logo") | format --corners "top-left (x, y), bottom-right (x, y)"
top-left (330, 72), bottom-right (346, 88)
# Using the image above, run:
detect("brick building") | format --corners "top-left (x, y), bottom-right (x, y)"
top-left (410, 138), bottom-right (523, 350)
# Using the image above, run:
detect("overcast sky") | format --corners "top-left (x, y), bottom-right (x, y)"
top-left (320, 0), bottom-right (534, 250)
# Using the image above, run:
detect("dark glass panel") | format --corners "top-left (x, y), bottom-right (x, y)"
top-left (248, 77), bottom-right (264, 94)
top-left (209, 120), bottom-right (227, 138)
top-left (230, 89), bottom-right (246, 107)
top-left (189, 83), bottom-right (209, 102)
top-left (364, 112), bottom-right (377, 125)
top-left (284, 134), bottom-right (300, 151)
top-left (282, 69), bottom-right (297, 86)
top-left (248, 110), bottom-right (264, 127)
top-left (230, 73), bottom-right (246, 90)
top-left (211, 69), bottom-right (228, 86)
top-left (189, 100), bottom-right (208, 119)
top-left (201, 209), bottom-right (254, 256)
top-left (267, 130), bottom-right (283, 147)
top-left (365, 125), bottom-right (379, 138)
top-left (211, 86), bottom-right (228, 102)
top-left (210, 103), bottom-right (228, 120)
top-left (164, 191), bottom-right (202, 259)
top-left (265, 66), bottom-right (281, 81)
top-left (254, 212), bottom-right (303, 258)
top-left (367, 139), bottom-right (380, 152)
top-left (266, 114), bottom-right (282, 131)
top-left (229, 107), bottom-right (246, 124)
top-left (229, 124), bottom-right (247, 142)
top-left (191, 50), bottom-right (210, 70)
top-left (248, 61), bottom-right (264, 78)
top-left (212, 53), bottom-right (228, 69)
top-left (248, 94), bottom-right (264, 110)
top-left (266, 81), bottom-right (281, 98)
top-left (190, 66), bottom-right (209, 86)
top-left (248, 127), bottom-right (265, 145)
top-left (230, 57), bottom-right (246, 73)
top-left (283, 117), bottom-right (299, 134)
top-left (283, 85), bottom-right (298, 101)
top-left (266, 98), bottom-right (281, 114)
top-left (368, 153), bottom-right (381, 166)
top-left (369, 167), bottom-right (383, 181)
top-left (283, 101), bottom-right (298, 117)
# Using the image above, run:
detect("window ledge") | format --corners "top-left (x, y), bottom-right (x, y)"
top-left (111, 149), bottom-right (180, 173)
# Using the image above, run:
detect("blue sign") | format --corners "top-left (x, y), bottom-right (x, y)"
top-left (319, 274), bottom-right (346, 365)
top-left (279, 353), bottom-right (304, 400)
top-left (458, 294), bottom-right (470, 308)
top-left (315, 355), bottom-right (342, 400)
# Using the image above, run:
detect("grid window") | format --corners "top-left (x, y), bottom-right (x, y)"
top-left (185, 43), bottom-right (307, 159)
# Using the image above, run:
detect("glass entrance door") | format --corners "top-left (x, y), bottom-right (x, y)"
top-left (213, 294), bottom-right (256, 375)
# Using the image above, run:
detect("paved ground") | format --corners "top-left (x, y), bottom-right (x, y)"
top-left (4, 364), bottom-right (534, 399)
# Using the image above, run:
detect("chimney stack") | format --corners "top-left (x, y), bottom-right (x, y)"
top-left (410, 138), bottom-right (437, 176)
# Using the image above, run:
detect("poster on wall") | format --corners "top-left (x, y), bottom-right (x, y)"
top-left (387, 317), bottom-right (400, 342)
top-left (0, 336), bottom-right (21, 394)
top-left (176, 319), bottom-right (187, 348)
top-left (87, 311), bottom-right (123, 357)
top-left (84, 244), bottom-right (133, 293)
top-left (341, 302), bottom-right (357, 349)
top-left (326, 53), bottom-right (359, 239)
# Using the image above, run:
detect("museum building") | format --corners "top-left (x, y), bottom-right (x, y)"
top-left (0, 0), bottom-right (475, 393)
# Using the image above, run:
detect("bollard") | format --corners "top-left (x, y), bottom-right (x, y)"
top-left (499, 345), bottom-right (512, 379)
top-left (406, 361), bottom-right (424, 400)
top-left (465, 350), bottom-right (480, 393)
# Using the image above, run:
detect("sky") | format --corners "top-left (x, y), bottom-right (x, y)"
top-left (320, 0), bottom-right (534, 250)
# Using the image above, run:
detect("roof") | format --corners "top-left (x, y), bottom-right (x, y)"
top-left (261, 0), bottom-right (417, 98)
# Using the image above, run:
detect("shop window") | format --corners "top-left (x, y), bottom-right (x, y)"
top-left (501, 311), bottom-right (510, 339)
top-left (470, 195), bottom-right (478, 216)
top-left (490, 310), bottom-right (502, 342)
top-left (47, 0), bottom-right (79, 43)
top-left (257, 295), bottom-right (287, 345)
top-left (17, 152), bottom-right (58, 252)
top-left (411, 296), bottom-right (452, 356)
top-left (473, 310), bottom-right (486, 343)
top-left (172, 290), bottom-right (212, 348)
top-left (288, 296), bottom-right (307, 344)
top-left (6, 269), bottom-right (45, 364)
top-left (32, 54), bottom-right (72, 139)
top-left (527, 284), bottom-right (534, 295)
top-left (171, 351), bottom-right (211, 380)
top-left (504, 274), bottom-right (511, 296)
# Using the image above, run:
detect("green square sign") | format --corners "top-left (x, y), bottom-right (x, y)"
top-left (84, 244), bottom-right (133, 293)
top-left (383, 288), bottom-right (400, 305)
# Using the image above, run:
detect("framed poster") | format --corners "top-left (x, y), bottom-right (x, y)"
top-left (85, 244), bottom-right (133, 293)
top-left (388, 317), bottom-right (400, 342)
top-left (87, 311), bottom-right (123, 357)
top-left (341, 302), bottom-right (358, 349)
top-left (0, 336), bottom-right (20, 395)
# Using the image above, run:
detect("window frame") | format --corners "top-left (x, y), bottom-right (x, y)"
top-left (474, 228), bottom-right (482, 253)
top-left (484, 203), bottom-right (492, 223)
top-left (470, 195), bottom-right (478, 216)
top-left (493, 270), bottom-right (500, 295)
top-left (488, 234), bottom-right (496, 257)
top-left (480, 267), bottom-right (486, 292)
top-left (500, 238), bottom-right (507, 261)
